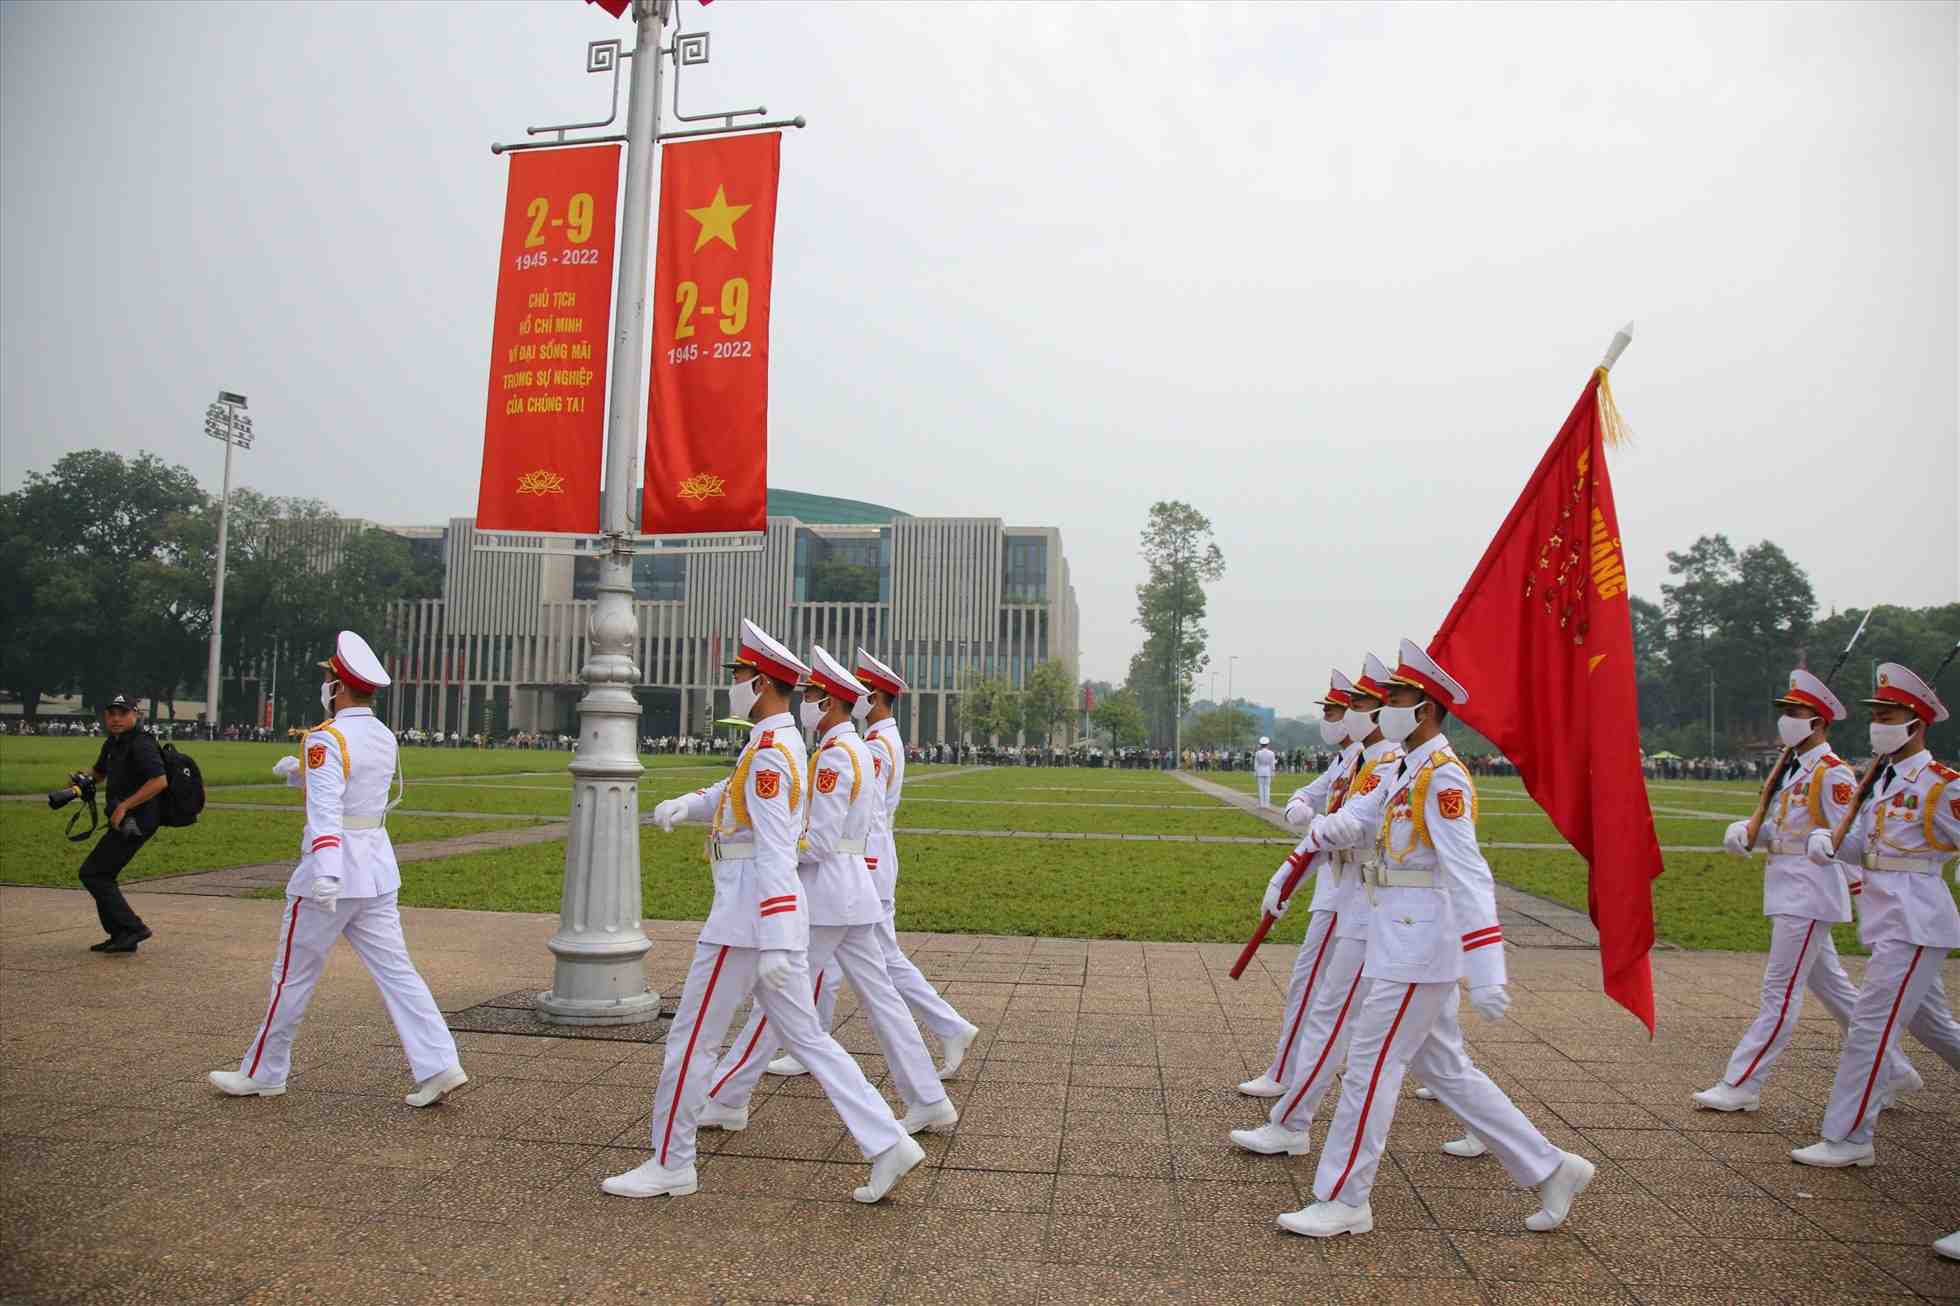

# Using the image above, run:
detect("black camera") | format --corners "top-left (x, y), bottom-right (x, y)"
top-left (47, 773), bottom-right (94, 810)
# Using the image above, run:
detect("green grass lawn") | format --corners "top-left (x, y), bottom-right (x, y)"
top-left (0, 803), bottom-right (549, 888)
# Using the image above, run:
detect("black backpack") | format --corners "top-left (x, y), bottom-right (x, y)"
top-left (157, 741), bottom-right (206, 827)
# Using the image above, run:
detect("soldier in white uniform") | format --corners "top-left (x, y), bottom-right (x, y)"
top-left (1253, 737), bottom-right (1278, 808)
top-left (769, 649), bottom-right (980, 1080)
top-left (693, 646), bottom-right (957, 1136)
top-left (1234, 658), bottom-right (1401, 1140)
top-left (1239, 664), bottom-right (1374, 1099)
top-left (209, 631), bottom-right (467, 1107)
top-left (610, 621), bottom-right (922, 1202)
top-left (1696, 669), bottom-right (1919, 1112)
top-left (1283, 640), bottom-right (1594, 1238)
top-left (1794, 660), bottom-right (1960, 1168)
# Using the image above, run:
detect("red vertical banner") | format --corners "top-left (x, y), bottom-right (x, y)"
top-left (476, 145), bottom-right (621, 532)
top-left (644, 132), bottom-right (780, 535)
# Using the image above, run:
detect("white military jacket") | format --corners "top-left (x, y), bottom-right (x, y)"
top-left (801, 721), bottom-right (884, 928)
top-left (1308, 732), bottom-right (1506, 989)
top-left (1328, 738), bottom-right (1404, 941)
top-left (673, 712), bottom-right (810, 951)
top-left (1758, 741), bottom-right (1858, 924)
top-left (1835, 748), bottom-right (1960, 949)
top-left (1253, 747), bottom-right (1277, 777)
top-left (1271, 743), bottom-right (1363, 917)
top-left (862, 715), bottom-right (907, 903)
top-left (285, 707), bottom-right (402, 899)
top-left (1283, 747), bottom-right (1354, 830)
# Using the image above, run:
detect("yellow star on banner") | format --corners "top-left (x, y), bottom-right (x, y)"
top-left (686, 185), bottom-right (751, 252)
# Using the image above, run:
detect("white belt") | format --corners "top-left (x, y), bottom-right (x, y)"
top-left (837, 836), bottom-right (868, 855)
top-left (1862, 851), bottom-right (1957, 875)
top-left (710, 841), bottom-right (757, 862)
top-left (343, 815), bottom-right (385, 830)
top-left (1368, 863), bottom-right (1435, 890)
top-left (1768, 837), bottom-right (1810, 856)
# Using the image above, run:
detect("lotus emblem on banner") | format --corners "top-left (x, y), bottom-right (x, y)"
top-left (678, 473), bottom-right (727, 503)
top-left (516, 468), bottom-right (567, 497)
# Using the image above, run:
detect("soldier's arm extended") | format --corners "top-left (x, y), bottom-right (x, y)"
top-left (746, 751), bottom-right (805, 950)
top-left (673, 778), bottom-right (730, 824)
top-left (303, 731), bottom-right (347, 885)
top-left (1426, 765), bottom-right (1506, 990)
top-left (1306, 763), bottom-right (1392, 850)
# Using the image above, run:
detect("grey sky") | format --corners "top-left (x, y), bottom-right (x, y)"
top-left (3, 1), bottom-right (1954, 718)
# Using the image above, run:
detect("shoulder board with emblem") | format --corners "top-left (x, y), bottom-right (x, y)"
top-left (757, 730), bottom-right (775, 748)
top-left (1821, 754), bottom-right (1846, 770)
top-left (1930, 761), bottom-right (1958, 782)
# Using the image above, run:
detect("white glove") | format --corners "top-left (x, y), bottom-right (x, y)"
top-left (1468, 984), bottom-right (1511, 1021)
top-left (273, 755), bottom-right (300, 780)
top-left (1806, 830), bottom-right (1836, 866)
top-left (1261, 881), bottom-right (1289, 920)
top-left (652, 798), bottom-right (686, 833)
top-left (756, 950), bottom-right (793, 991)
top-left (310, 876), bottom-right (341, 914)
top-left (1284, 799), bottom-right (1313, 829)
top-left (1722, 821), bottom-right (1751, 856)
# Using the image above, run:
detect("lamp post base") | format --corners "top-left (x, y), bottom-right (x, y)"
top-left (535, 988), bottom-right (664, 1026)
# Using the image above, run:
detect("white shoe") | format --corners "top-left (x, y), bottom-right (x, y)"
top-left (766, 1053), bottom-right (809, 1077)
top-left (1934, 1230), bottom-right (1960, 1262)
top-left (1525, 1150), bottom-right (1595, 1232)
top-left (1237, 1074), bottom-right (1286, 1098)
top-left (1442, 1134), bottom-right (1488, 1158)
top-left (1875, 1063), bottom-right (1924, 1113)
top-left (900, 1097), bottom-right (959, 1135)
top-left (1230, 1123), bottom-right (1311, 1156)
top-left (697, 1099), bottom-right (749, 1132)
top-left (854, 1135), bottom-right (925, 1204)
top-left (938, 1021), bottom-right (980, 1079)
top-left (208, 1070), bottom-right (284, 1098)
top-left (1278, 1200), bottom-right (1373, 1237)
top-left (1412, 1085), bottom-right (1436, 1101)
top-left (1692, 1082), bottom-right (1761, 1113)
top-left (1791, 1139), bottom-right (1875, 1168)
top-left (601, 1158), bottom-right (699, 1198)
top-left (405, 1065), bottom-right (468, 1108)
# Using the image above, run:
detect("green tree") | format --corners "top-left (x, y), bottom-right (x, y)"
top-left (1187, 705), bottom-right (1254, 749)
top-left (1090, 685), bottom-right (1147, 747)
top-left (1809, 603), bottom-right (1960, 758)
top-left (962, 674), bottom-right (1024, 743)
top-left (1021, 660), bottom-right (1075, 747)
top-left (1133, 501), bottom-right (1225, 748)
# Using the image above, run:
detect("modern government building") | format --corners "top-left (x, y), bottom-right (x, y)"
top-left (361, 491), bottom-right (1078, 745)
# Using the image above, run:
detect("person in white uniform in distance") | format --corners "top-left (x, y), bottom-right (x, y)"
top-left (694, 645), bottom-right (957, 1137)
top-left (1253, 737), bottom-right (1278, 808)
top-left (611, 621), bottom-right (922, 1202)
top-left (209, 630), bottom-right (467, 1108)
top-left (767, 647), bottom-right (980, 1081)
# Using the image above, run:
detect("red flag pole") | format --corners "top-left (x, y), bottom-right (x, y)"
top-left (1227, 848), bottom-right (1311, 980)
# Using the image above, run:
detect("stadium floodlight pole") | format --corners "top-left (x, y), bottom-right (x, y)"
top-left (203, 391), bottom-right (253, 738)
top-left (538, 0), bottom-right (671, 1026)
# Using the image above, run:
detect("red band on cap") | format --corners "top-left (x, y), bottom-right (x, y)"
top-left (1321, 688), bottom-right (1353, 707)
top-left (737, 646), bottom-right (802, 687)
top-left (1871, 684), bottom-right (1935, 725)
top-left (856, 666), bottom-right (904, 697)
top-left (328, 653), bottom-right (379, 694)
top-left (810, 668), bottom-right (860, 703)
top-left (1391, 663), bottom-right (1449, 703)
top-left (1350, 675), bottom-right (1389, 701)
top-left (1777, 688), bottom-right (1835, 721)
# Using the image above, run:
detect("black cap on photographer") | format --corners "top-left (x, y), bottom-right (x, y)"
top-left (101, 693), bottom-right (140, 712)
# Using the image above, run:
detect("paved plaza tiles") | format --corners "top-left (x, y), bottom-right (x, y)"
top-left (1, 884), bottom-right (1956, 1305)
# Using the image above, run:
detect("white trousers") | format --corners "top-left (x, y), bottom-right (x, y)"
top-left (1822, 943), bottom-right (1951, 1144)
top-left (1907, 970), bottom-right (1960, 1069)
top-left (649, 941), bottom-right (902, 1171)
top-left (1256, 776), bottom-right (1273, 807)
top-left (1721, 915), bottom-right (1916, 1092)
top-left (1312, 980), bottom-right (1560, 1206)
top-left (1264, 910), bottom-right (1339, 1084)
top-left (1269, 935), bottom-right (1366, 1129)
top-left (707, 924), bottom-right (947, 1112)
top-left (812, 904), bottom-right (969, 1042)
top-left (238, 893), bottom-right (457, 1085)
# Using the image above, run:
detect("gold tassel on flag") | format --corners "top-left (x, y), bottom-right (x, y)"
top-left (1594, 321), bottom-right (1635, 449)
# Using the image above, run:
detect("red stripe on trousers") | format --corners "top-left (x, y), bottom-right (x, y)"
top-left (1729, 919), bottom-right (1815, 1087)
top-left (660, 945), bottom-right (730, 1166)
top-left (1281, 967), bottom-right (1365, 1127)
top-left (1851, 946), bottom-right (1923, 1129)
top-left (709, 969), bottom-right (823, 1100)
top-left (246, 897), bottom-right (305, 1080)
top-left (1274, 914), bottom-right (1337, 1077)
top-left (1328, 982), bottom-right (1417, 1203)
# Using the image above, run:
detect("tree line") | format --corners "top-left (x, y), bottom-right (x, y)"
top-left (0, 450), bottom-right (441, 723)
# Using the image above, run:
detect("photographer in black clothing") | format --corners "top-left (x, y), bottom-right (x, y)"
top-left (75, 693), bottom-right (166, 953)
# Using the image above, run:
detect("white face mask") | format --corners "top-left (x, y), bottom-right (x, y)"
top-left (320, 680), bottom-right (338, 714)
top-left (798, 698), bottom-right (825, 733)
top-left (1377, 702), bottom-right (1423, 744)
top-left (729, 675), bottom-right (760, 720)
top-left (1319, 717), bottom-right (1347, 746)
top-left (1869, 721), bottom-right (1913, 756)
top-left (1776, 714), bottom-right (1817, 748)
top-left (851, 695), bottom-right (873, 724)
top-left (1344, 707), bottom-right (1376, 742)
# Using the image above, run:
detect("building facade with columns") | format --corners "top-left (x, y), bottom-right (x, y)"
top-left (378, 490), bottom-right (1078, 745)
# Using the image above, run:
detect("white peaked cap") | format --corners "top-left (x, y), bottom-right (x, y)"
top-left (1774, 668), bottom-right (1847, 723)
top-left (322, 630), bottom-right (390, 691)
top-left (1389, 637), bottom-right (1468, 706)
top-left (809, 644), bottom-right (869, 702)
top-left (732, 618), bottom-right (811, 684)
top-left (854, 647), bottom-right (907, 697)
top-left (1864, 661), bottom-right (1950, 724)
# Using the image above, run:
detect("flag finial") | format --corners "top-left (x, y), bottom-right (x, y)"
top-left (1599, 321), bottom-right (1634, 372)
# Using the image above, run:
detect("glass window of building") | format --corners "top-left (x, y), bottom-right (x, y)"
top-left (794, 529), bottom-right (890, 603)
top-left (1003, 536), bottom-right (1047, 604)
